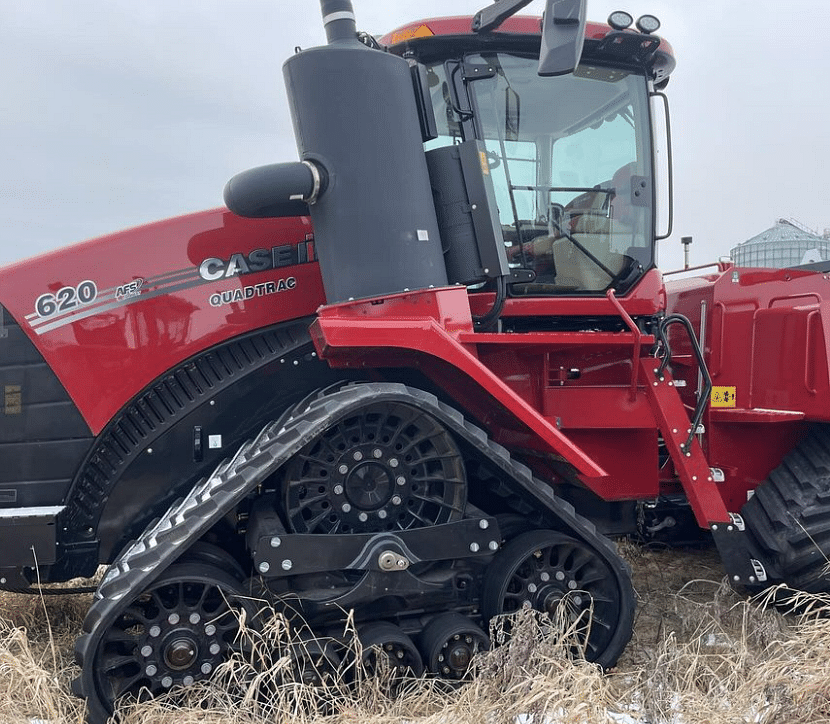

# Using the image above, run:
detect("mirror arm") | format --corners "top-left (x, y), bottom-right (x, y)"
top-left (472, 0), bottom-right (535, 34)
top-left (473, 0), bottom-right (587, 77)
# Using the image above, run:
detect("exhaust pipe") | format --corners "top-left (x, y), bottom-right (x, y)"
top-left (321, 0), bottom-right (358, 43)
top-left (226, 0), bottom-right (448, 304)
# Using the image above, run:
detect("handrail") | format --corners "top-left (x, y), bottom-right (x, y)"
top-left (664, 261), bottom-right (732, 277)
top-left (605, 289), bottom-right (642, 400)
top-left (654, 313), bottom-right (712, 453)
top-left (804, 309), bottom-right (819, 395)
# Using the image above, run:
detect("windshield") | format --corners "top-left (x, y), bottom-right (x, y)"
top-left (428, 53), bottom-right (654, 295)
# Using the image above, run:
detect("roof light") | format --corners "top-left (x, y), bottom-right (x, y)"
top-left (636, 15), bottom-right (661, 34)
top-left (607, 11), bottom-right (633, 31)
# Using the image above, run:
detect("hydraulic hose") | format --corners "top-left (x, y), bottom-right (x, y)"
top-left (655, 314), bottom-right (712, 453)
top-left (473, 276), bottom-right (507, 329)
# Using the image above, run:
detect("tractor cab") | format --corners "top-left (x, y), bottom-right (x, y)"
top-left (382, 12), bottom-right (675, 298)
top-left (224, 0), bottom-right (676, 315)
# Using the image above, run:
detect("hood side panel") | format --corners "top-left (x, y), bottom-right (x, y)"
top-left (0, 210), bottom-right (325, 434)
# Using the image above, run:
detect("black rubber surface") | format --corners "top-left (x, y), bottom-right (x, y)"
top-left (742, 425), bottom-right (830, 592)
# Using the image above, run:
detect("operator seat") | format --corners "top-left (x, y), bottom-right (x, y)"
top-left (550, 162), bottom-right (635, 289)
top-left (510, 163), bottom-right (640, 293)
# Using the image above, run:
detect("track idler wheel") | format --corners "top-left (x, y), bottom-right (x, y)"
top-left (358, 622), bottom-right (423, 679)
top-left (81, 563), bottom-right (256, 719)
top-left (419, 613), bottom-right (489, 679)
top-left (481, 530), bottom-right (633, 669)
top-left (284, 401), bottom-right (466, 534)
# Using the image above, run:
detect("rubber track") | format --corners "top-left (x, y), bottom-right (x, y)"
top-left (74, 382), bottom-right (633, 722)
top-left (742, 424), bottom-right (830, 591)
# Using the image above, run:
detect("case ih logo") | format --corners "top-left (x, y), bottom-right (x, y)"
top-left (198, 239), bottom-right (316, 281)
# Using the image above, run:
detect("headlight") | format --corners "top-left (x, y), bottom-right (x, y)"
top-left (607, 11), bottom-right (634, 30)
top-left (636, 15), bottom-right (661, 34)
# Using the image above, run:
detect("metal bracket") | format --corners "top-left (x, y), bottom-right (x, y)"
top-left (461, 62), bottom-right (497, 81)
top-left (472, 0), bottom-right (535, 33)
top-left (711, 523), bottom-right (767, 587)
top-left (252, 517), bottom-right (501, 578)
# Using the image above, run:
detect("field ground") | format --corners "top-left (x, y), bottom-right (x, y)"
top-left (2, 542), bottom-right (830, 724)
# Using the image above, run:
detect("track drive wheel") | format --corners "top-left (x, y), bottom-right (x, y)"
top-left (419, 613), bottom-right (489, 679)
top-left (81, 563), bottom-right (256, 720)
top-left (481, 530), bottom-right (633, 669)
top-left (742, 425), bottom-right (830, 592)
top-left (284, 401), bottom-right (466, 534)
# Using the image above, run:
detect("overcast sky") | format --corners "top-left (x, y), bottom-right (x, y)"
top-left (2, 1), bottom-right (828, 271)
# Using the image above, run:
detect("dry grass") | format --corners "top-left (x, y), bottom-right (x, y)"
top-left (0, 584), bottom-right (88, 723)
top-left (3, 545), bottom-right (830, 724)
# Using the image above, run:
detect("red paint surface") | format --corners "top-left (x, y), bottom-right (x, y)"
top-left (9, 196), bottom-right (821, 524)
top-left (666, 265), bottom-right (830, 510)
top-left (0, 210), bottom-right (324, 433)
top-left (381, 16), bottom-right (674, 59)
top-left (7, 199), bottom-right (821, 524)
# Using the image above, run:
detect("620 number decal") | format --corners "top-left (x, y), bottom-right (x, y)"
top-left (35, 280), bottom-right (98, 318)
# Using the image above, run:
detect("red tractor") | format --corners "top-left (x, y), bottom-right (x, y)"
top-left (0, 0), bottom-right (826, 719)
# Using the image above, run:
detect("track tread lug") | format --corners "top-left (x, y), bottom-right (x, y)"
top-left (743, 425), bottom-right (830, 591)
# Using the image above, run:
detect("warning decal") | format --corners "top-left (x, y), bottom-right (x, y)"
top-left (711, 386), bottom-right (737, 408)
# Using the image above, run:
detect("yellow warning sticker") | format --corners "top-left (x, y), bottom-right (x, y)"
top-left (711, 386), bottom-right (737, 408)
top-left (479, 151), bottom-right (490, 176)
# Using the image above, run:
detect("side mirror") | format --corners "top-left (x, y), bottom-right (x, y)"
top-left (538, 0), bottom-right (586, 76)
top-left (472, 0), bottom-right (586, 76)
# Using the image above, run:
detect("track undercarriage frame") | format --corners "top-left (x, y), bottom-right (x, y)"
top-left (73, 376), bottom-right (635, 721)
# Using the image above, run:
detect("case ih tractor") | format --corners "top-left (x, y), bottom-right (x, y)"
top-left (1, 0), bottom-right (828, 719)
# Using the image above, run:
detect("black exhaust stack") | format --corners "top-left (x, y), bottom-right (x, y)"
top-left (225, 0), bottom-right (447, 304)
top-left (320, 0), bottom-right (358, 43)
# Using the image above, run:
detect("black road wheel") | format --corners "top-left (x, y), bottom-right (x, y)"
top-left (481, 529), bottom-right (633, 669)
top-left (742, 424), bottom-right (830, 592)
top-left (358, 621), bottom-right (424, 679)
top-left (242, 633), bottom-right (341, 714)
top-left (85, 563), bottom-right (256, 716)
top-left (419, 612), bottom-right (489, 679)
top-left (284, 402), bottom-right (466, 534)
top-left (282, 634), bottom-right (342, 687)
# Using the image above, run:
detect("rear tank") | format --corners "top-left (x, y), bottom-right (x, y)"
top-left (665, 262), bottom-right (830, 509)
top-left (666, 263), bottom-right (830, 592)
